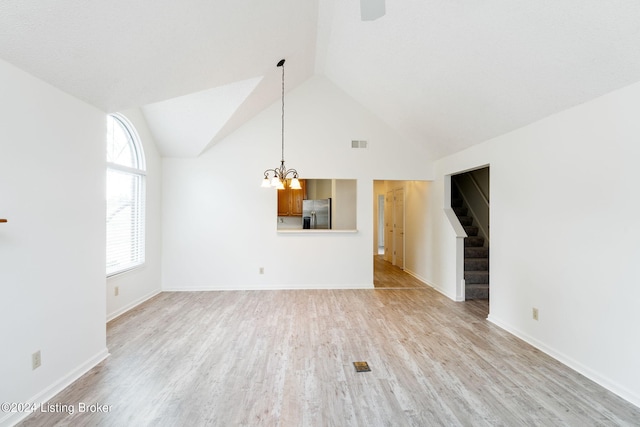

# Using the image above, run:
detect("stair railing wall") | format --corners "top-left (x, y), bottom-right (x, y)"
top-left (469, 171), bottom-right (489, 207)
top-left (444, 176), bottom-right (468, 301)
top-left (453, 174), bottom-right (490, 246)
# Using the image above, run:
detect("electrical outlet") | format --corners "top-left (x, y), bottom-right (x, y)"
top-left (114, 286), bottom-right (119, 296)
top-left (32, 351), bottom-right (41, 370)
top-left (532, 307), bottom-right (539, 321)
top-left (259, 267), bottom-right (264, 275)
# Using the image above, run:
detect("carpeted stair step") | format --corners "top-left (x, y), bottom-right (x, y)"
top-left (464, 225), bottom-right (479, 236)
top-left (455, 189), bottom-right (490, 300)
top-left (465, 246), bottom-right (489, 258)
top-left (453, 206), bottom-right (467, 216)
top-left (464, 236), bottom-right (485, 247)
top-left (458, 216), bottom-right (473, 226)
top-left (466, 284), bottom-right (489, 300)
top-left (465, 258), bottom-right (489, 271)
top-left (465, 270), bottom-right (489, 284)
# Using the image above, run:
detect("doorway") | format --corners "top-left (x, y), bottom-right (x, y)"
top-left (384, 188), bottom-right (404, 268)
top-left (375, 180), bottom-right (428, 289)
top-left (451, 167), bottom-right (490, 300)
top-left (377, 195), bottom-right (384, 255)
top-left (375, 181), bottom-right (405, 270)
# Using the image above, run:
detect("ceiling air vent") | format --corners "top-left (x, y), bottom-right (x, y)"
top-left (351, 140), bottom-right (368, 149)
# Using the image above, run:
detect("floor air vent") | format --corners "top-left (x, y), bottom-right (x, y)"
top-left (353, 361), bottom-right (371, 372)
top-left (351, 140), bottom-right (368, 149)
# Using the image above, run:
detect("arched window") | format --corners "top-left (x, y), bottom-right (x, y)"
top-left (106, 114), bottom-right (146, 276)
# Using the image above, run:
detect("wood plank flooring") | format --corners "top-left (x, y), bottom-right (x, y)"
top-left (18, 259), bottom-right (640, 426)
top-left (373, 255), bottom-right (434, 290)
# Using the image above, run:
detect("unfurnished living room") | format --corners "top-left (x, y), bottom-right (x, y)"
top-left (2, 1), bottom-right (640, 426)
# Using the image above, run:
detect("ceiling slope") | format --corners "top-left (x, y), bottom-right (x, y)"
top-left (141, 77), bottom-right (263, 158)
top-left (318, 0), bottom-right (640, 159)
top-left (2, 0), bottom-right (640, 159)
top-left (0, 0), bottom-right (318, 112)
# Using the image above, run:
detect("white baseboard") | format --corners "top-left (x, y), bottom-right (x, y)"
top-left (162, 283), bottom-right (374, 291)
top-left (487, 314), bottom-right (640, 409)
top-left (0, 349), bottom-right (109, 427)
top-left (106, 289), bottom-right (161, 322)
top-left (402, 268), bottom-right (428, 285)
top-left (403, 269), bottom-right (460, 301)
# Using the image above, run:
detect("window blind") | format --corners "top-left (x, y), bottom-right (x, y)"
top-left (106, 168), bottom-right (145, 276)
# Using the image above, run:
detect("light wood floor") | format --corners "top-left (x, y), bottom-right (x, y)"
top-left (373, 255), bottom-right (434, 290)
top-left (19, 259), bottom-right (640, 426)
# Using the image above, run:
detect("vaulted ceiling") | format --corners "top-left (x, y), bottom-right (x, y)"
top-left (2, 1), bottom-right (640, 159)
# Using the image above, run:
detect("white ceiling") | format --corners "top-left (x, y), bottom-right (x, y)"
top-left (141, 76), bottom-right (263, 158)
top-left (2, 0), bottom-right (640, 159)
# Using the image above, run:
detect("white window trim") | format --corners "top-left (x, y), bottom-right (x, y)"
top-left (107, 162), bottom-right (147, 176)
top-left (106, 113), bottom-right (146, 277)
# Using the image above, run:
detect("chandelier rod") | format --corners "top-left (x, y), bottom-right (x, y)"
top-left (278, 59), bottom-right (286, 163)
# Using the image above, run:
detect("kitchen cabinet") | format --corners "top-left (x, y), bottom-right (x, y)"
top-left (277, 179), bottom-right (306, 216)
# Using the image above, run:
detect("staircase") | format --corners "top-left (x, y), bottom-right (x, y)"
top-left (452, 196), bottom-right (489, 300)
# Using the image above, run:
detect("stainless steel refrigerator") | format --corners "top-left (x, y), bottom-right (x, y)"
top-left (302, 198), bottom-right (331, 229)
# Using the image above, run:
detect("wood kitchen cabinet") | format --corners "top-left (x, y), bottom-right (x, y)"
top-left (277, 179), bottom-right (306, 216)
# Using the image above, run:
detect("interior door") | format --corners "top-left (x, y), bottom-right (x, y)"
top-left (393, 188), bottom-right (405, 269)
top-left (384, 190), bottom-right (393, 262)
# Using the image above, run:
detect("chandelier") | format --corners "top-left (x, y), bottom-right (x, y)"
top-left (261, 59), bottom-right (301, 190)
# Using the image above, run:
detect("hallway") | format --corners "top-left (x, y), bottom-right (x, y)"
top-left (373, 255), bottom-right (428, 289)
top-left (373, 254), bottom-right (489, 316)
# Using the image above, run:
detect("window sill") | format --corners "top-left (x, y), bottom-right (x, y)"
top-left (107, 263), bottom-right (145, 279)
top-left (277, 229), bottom-right (358, 234)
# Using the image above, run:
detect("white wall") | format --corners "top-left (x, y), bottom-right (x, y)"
top-left (332, 179), bottom-right (357, 230)
top-left (420, 81), bottom-right (640, 406)
top-left (106, 108), bottom-right (163, 321)
top-left (0, 59), bottom-right (108, 426)
top-left (161, 76), bottom-right (432, 290)
top-left (404, 180), bottom-right (432, 281)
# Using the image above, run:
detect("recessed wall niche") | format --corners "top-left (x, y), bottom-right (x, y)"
top-left (276, 179), bottom-right (357, 231)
